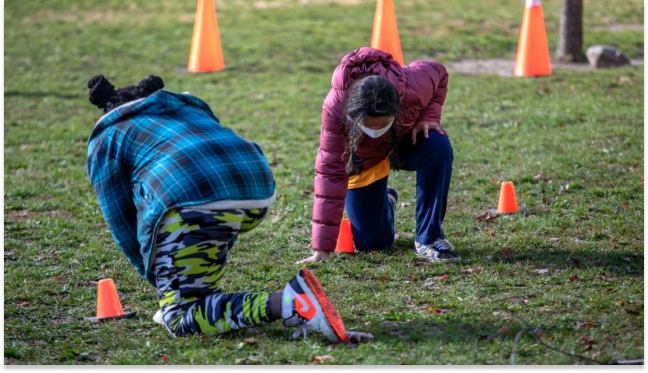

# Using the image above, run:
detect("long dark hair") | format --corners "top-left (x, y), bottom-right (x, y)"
top-left (87, 74), bottom-right (165, 113)
top-left (343, 75), bottom-right (400, 175)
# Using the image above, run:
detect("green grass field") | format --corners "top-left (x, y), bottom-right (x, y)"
top-left (4, 0), bottom-right (644, 365)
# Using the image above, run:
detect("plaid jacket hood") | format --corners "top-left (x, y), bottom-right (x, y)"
top-left (87, 90), bottom-right (275, 285)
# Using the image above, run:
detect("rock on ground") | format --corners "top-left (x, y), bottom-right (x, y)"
top-left (586, 45), bottom-right (631, 68)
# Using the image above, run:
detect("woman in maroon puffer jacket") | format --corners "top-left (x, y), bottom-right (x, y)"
top-left (298, 47), bottom-right (459, 264)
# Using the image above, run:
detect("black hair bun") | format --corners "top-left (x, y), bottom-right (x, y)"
top-left (87, 74), bottom-right (115, 109)
top-left (138, 75), bottom-right (164, 94)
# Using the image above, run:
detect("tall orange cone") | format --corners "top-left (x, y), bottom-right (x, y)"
top-left (335, 218), bottom-right (355, 253)
top-left (370, 0), bottom-right (405, 66)
top-left (188, 0), bottom-right (225, 73)
top-left (84, 279), bottom-right (136, 321)
top-left (497, 181), bottom-right (519, 213)
top-left (514, 0), bottom-right (551, 77)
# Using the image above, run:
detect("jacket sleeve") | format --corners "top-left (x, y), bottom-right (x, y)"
top-left (312, 90), bottom-right (349, 252)
top-left (86, 146), bottom-right (145, 277)
top-left (410, 60), bottom-right (449, 125)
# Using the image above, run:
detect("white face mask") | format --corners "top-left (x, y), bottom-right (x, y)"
top-left (358, 120), bottom-right (393, 138)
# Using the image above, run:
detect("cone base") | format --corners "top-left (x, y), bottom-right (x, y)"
top-left (187, 66), bottom-right (226, 73)
top-left (513, 71), bottom-right (551, 77)
top-left (84, 311), bottom-right (136, 322)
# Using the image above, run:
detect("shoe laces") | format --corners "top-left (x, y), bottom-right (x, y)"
top-left (292, 323), bottom-right (312, 339)
top-left (432, 238), bottom-right (455, 252)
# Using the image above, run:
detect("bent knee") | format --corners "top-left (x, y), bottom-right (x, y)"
top-left (354, 235), bottom-right (395, 253)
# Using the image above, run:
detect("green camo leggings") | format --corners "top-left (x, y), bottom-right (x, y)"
top-left (153, 207), bottom-right (271, 336)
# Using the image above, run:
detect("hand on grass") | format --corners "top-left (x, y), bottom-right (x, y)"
top-left (411, 121), bottom-right (448, 145)
top-left (296, 250), bottom-right (330, 264)
top-left (346, 331), bottom-right (374, 343)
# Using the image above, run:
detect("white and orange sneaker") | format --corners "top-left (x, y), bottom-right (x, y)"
top-left (282, 269), bottom-right (349, 343)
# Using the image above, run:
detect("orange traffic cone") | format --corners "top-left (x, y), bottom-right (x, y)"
top-left (370, 0), bottom-right (405, 66)
top-left (188, 0), bottom-right (225, 73)
top-left (335, 218), bottom-right (355, 253)
top-left (514, 0), bottom-right (551, 77)
top-left (497, 181), bottom-right (519, 213)
top-left (84, 279), bottom-right (136, 321)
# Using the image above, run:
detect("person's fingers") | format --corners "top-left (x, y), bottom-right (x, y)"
top-left (424, 123), bottom-right (430, 139)
top-left (295, 256), bottom-right (314, 265)
top-left (432, 125), bottom-right (445, 136)
top-left (347, 331), bottom-right (374, 343)
top-left (411, 127), bottom-right (418, 145)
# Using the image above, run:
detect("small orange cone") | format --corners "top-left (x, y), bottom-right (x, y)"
top-left (370, 0), bottom-right (405, 66)
top-left (188, 0), bottom-right (225, 73)
top-left (497, 181), bottom-right (519, 213)
top-left (514, 0), bottom-right (551, 77)
top-left (335, 218), bottom-right (355, 253)
top-left (85, 279), bottom-right (136, 321)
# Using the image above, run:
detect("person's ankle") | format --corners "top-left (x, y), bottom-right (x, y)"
top-left (268, 292), bottom-right (283, 321)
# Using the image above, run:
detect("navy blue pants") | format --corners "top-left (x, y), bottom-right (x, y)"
top-left (345, 131), bottom-right (453, 252)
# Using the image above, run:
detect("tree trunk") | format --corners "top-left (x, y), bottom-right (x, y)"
top-left (556, 0), bottom-right (585, 62)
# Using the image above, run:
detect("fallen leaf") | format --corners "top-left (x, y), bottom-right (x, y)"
top-left (401, 202), bottom-right (412, 208)
top-left (441, 274), bottom-right (448, 281)
top-left (44, 275), bottom-right (67, 282)
top-left (380, 321), bottom-right (405, 326)
top-left (244, 338), bottom-right (257, 345)
top-left (507, 297), bottom-right (529, 304)
top-left (622, 205), bottom-right (630, 209)
top-left (299, 226), bottom-right (310, 236)
top-left (4, 251), bottom-right (16, 257)
top-left (534, 173), bottom-right (543, 179)
top-left (502, 249), bottom-right (512, 256)
top-left (569, 275), bottom-right (578, 282)
top-left (18, 301), bottom-right (30, 308)
top-left (460, 267), bottom-right (482, 274)
top-left (534, 268), bottom-right (549, 274)
top-left (407, 276), bottom-right (418, 283)
top-left (301, 188), bottom-right (314, 197)
top-left (394, 234), bottom-right (400, 240)
top-left (161, 355), bottom-right (167, 363)
top-left (313, 355), bottom-right (335, 364)
top-left (378, 276), bottom-right (389, 282)
top-left (428, 308), bottom-right (450, 314)
top-left (476, 211), bottom-right (499, 223)
top-left (619, 76), bottom-right (631, 83)
top-left (498, 327), bottom-right (510, 336)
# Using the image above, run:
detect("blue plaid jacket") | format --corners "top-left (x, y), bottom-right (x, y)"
top-left (86, 90), bottom-right (275, 286)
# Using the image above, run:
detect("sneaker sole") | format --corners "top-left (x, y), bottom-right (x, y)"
top-left (298, 269), bottom-right (348, 343)
top-left (416, 254), bottom-right (462, 263)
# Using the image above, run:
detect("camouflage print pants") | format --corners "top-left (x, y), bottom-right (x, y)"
top-left (153, 207), bottom-right (271, 336)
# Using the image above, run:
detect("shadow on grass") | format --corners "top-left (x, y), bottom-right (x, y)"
top-left (357, 237), bottom-right (643, 278)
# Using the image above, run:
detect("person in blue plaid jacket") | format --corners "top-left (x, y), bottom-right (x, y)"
top-left (85, 75), bottom-right (366, 342)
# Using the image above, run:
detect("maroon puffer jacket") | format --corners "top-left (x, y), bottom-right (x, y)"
top-left (312, 47), bottom-right (449, 252)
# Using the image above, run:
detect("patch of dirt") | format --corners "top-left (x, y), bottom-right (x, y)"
top-left (591, 23), bottom-right (643, 32)
top-left (5, 210), bottom-right (75, 221)
top-left (252, 0), bottom-right (363, 9)
top-left (446, 58), bottom-right (644, 77)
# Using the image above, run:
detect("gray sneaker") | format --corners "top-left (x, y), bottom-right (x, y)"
top-left (415, 239), bottom-right (461, 262)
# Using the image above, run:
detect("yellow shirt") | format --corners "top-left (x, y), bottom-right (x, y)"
top-left (348, 156), bottom-right (391, 189)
